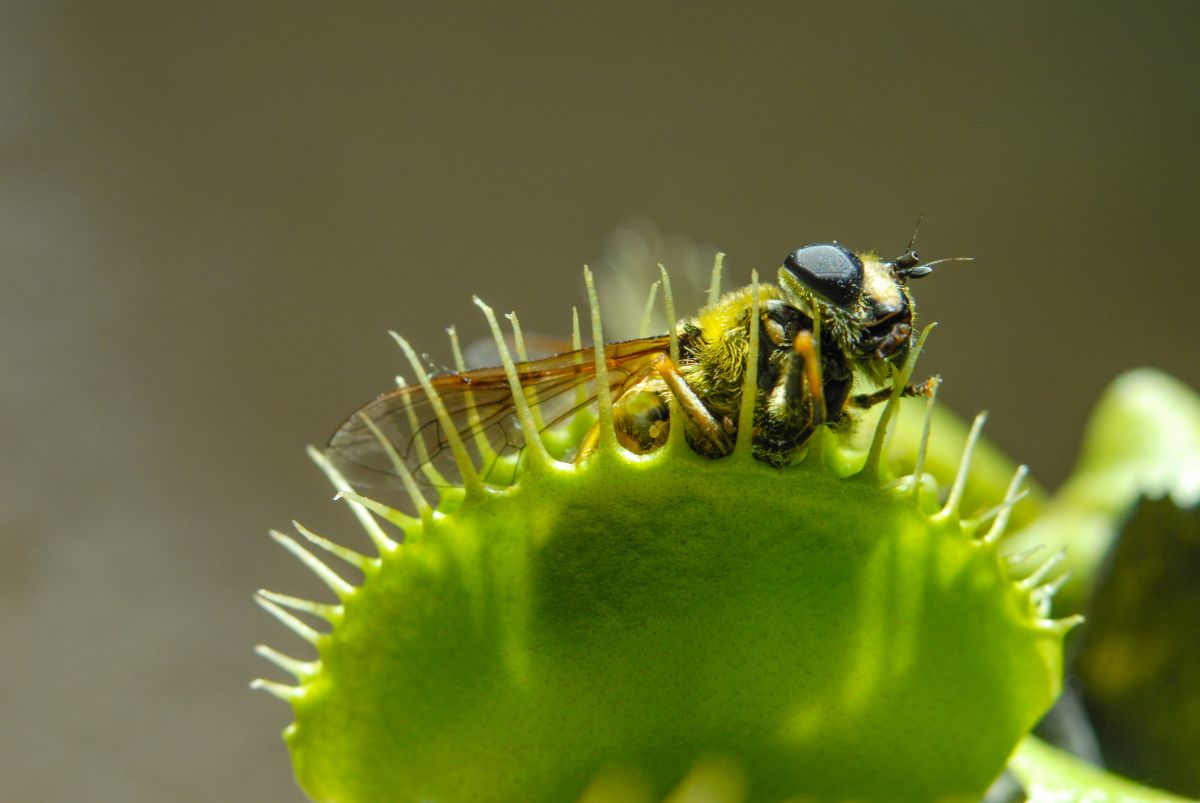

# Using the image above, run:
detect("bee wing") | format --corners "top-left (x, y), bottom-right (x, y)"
top-left (460, 332), bottom-right (577, 370)
top-left (325, 335), bottom-right (671, 499)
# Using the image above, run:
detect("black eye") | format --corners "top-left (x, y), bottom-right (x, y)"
top-left (782, 243), bottom-right (864, 307)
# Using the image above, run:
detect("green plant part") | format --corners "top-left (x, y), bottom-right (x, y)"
top-left (1012, 369), bottom-right (1200, 799)
top-left (1010, 736), bottom-right (1194, 803)
top-left (255, 262), bottom-right (1076, 803)
top-left (1005, 369), bottom-right (1200, 612)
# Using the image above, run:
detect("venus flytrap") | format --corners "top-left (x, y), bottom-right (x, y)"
top-left (1005, 369), bottom-right (1200, 612)
top-left (255, 256), bottom-right (1085, 803)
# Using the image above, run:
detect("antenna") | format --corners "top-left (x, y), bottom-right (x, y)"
top-left (893, 214), bottom-right (925, 273)
top-left (913, 255), bottom-right (976, 274)
top-left (890, 215), bottom-right (975, 279)
top-left (907, 213), bottom-right (924, 253)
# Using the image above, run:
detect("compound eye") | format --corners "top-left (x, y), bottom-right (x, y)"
top-left (782, 243), bottom-right (864, 307)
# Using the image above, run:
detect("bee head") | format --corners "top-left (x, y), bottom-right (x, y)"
top-left (779, 242), bottom-right (873, 359)
top-left (780, 239), bottom-right (968, 366)
top-left (779, 242), bottom-right (918, 365)
top-left (780, 242), bottom-right (863, 309)
top-left (855, 252), bottom-right (917, 363)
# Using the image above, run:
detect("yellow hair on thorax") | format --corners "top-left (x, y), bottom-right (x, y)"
top-left (697, 283), bottom-right (783, 341)
top-left (682, 284), bottom-right (785, 408)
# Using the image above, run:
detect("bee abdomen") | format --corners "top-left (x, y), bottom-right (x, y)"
top-left (612, 388), bottom-right (671, 454)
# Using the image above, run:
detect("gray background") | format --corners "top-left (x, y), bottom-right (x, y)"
top-left (3, 3), bottom-right (1198, 801)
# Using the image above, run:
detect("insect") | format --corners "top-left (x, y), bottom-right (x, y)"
top-left (327, 239), bottom-right (957, 493)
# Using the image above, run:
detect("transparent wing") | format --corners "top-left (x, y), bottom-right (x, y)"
top-left (460, 332), bottom-right (575, 370)
top-left (595, 218), bottom-right (719, 338)
top-left (325, 336), bottom-right (670, 504)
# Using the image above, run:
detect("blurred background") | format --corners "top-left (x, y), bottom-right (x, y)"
top-left (3, 2), bottom-right (1198, 800)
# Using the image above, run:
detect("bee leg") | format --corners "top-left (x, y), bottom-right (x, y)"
top-left (651, 353), bottom-right (734, 456)
top-left (792, 331), bottom-right (825, 426)
top-left (850, 377), bottom-right (937, 409)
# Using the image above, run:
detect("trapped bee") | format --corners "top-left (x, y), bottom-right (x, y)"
top-left (327, 239), bottom-right (959, 492)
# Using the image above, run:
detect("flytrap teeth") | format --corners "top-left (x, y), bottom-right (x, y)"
top-left (908, 375), bottom-right (942, 504)
top-left (390, 330), bottom-right (483, 493)
top-left (474, 297), bottom-right (552, 470)
top-left (1046, 613), bottom-right (1086, 634)
top-left (570, 306), bottom-right (583, 351)
top-left (249, 678), bottom-right (302, 701)
top-left (885, 472), bottom-right (920, 493)
top-left (269, 530), bottom-right (354, 598)
top-left (637, 279), bottom-right (661, 338)
top-left (505, 311), bottom-right (548, 431)
top-left (254, 644), bottom-right (317, 680)
top-left (733, 270), bottom-right (762, 459)
top-left (1019, 548), bottom-right (1067, 592)
top-left (658, 264), bottom-right (685, 450)
top-left (1031, 571), bottom-right (1073, 618)
top-left (292, 520), bottom-right (369, 570)
top-left (885, 472), bottom-right (936, 498)
top-left (706, 252), bottom-right (725, 306)
top-left (934, 410), bottom-right (988, 521)
top-left (446, 326), bottom-right (501, 471)
top-left (980, 464), bottom-right (1029, 544)
top-left (1002, 544), bottom-right (1046, 568)
top-left (334, 490), bottom-right (411, 532)
top-left (395, 375), bottom-right (453, 488)
top-left (971, 489), bottom-right (1030, 528)
top-left (583, 267), bottom-right (617, 454)
top-left (254, 593), bottom-right (322, 645)
top-left (307, 445), bottom-right (398, 552)
top-left (256, 588), bottom-right (340, 622)
top-left (356, 405), bottom-right (436, 516)
top-left (865, 324), bottom-right (935, 481)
